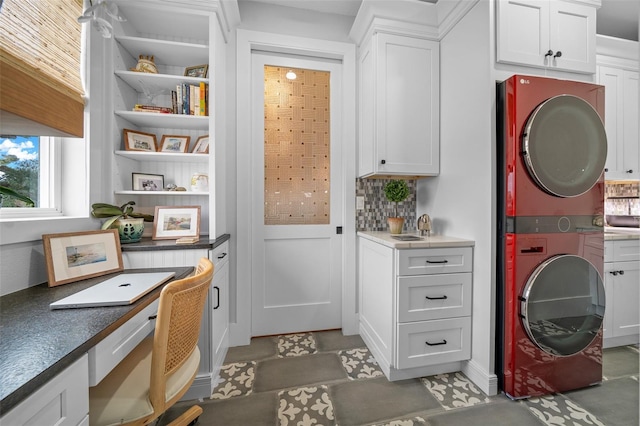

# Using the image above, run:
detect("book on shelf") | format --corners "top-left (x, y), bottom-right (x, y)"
top-left (176, 236), bottom-right (200, 245)
top-left (199, 82), bottom-right (206, 116)
top-left (133, 104), bottom-right (172, 113)
top-left (172, 83), bottom-right (209, 116)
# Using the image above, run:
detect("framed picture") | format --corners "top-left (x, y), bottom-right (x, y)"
top-left (132, 173), bottom-right (164, 191)
top-left (42, 229), bottom-right (124, 287)
top-left (153, 206), bottom-right (201, 240)
top-left (192, 135), bottom-right (209, 154)
top-left (123, 129), bottom-right (157, 152)
top-left (160, 135), bottom-right (190, 153)
top-left (184, 64), bottom-right (208, 78)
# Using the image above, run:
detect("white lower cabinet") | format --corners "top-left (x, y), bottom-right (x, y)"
top-left (603, 239), bottom-right (640, 348)
top-left (358, 237), bottom-right (473, 380)
top-left (0, 355), bottom-right (89, 426)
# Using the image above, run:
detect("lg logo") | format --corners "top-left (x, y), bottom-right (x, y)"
top-left (520, 79), bottom-right (530, 84)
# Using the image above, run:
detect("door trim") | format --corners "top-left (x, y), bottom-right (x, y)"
top-left (233, 30), bottom-right (357, 346)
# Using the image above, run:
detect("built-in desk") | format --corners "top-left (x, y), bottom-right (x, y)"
top-left (0, 266), bottom-right (193, 421)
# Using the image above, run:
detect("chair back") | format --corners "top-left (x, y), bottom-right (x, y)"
top-left (149, 258), bottom-right (213, 410)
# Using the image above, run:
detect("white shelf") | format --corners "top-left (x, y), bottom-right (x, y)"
top-left (115, 150), bottom-right (209, 163)
top-left (115, 111), bottom-right (209, 130)
top-left (115, 70), bottom-right (208, 94)
top-left (115, 36), bottom-right (208, 66)
top-left (115, 190), bottom-right (209, 196)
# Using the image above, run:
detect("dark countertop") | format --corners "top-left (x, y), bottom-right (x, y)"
top-left (0, 266), bottom-right (193, 415)
top-left (119, 233), bottom-right (230, 251)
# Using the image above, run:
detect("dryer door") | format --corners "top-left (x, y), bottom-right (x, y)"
top-left (520, 254), bottom-right (605, 357)
top-left (523, 95), bottom-right (607, 197)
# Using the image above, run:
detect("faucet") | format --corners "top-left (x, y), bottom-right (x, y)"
top-left (417, 214), bottom-right (432, 236)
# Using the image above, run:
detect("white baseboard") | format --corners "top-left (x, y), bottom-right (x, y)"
top-left (462, 358), bottom-right (499, 396)
top-left (182, 374), bottom-right (214, 401)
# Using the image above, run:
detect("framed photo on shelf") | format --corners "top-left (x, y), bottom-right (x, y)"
top-left (152, 206), bottom-right (201, 240)
top-left (42, 229), bottom-right (124, 287)
top-left (184, 64), bottom-right (208, 78)
top-left (160, 135), bottom-right (190, 153)
top-left (123, 129), bottom-right (158, 152)
top-left (192, 135), bottom-right (209, 154)
top-left (132, 173), bottom-right (164, 191)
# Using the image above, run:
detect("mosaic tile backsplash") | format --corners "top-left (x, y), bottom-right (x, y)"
top-left (605, 182), bottom-right (640, 216)
top-left (356, 178), bottom-right (417, 232)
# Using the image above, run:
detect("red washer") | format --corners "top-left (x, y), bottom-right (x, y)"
top-left (497, 75), bottom-right (607, 399)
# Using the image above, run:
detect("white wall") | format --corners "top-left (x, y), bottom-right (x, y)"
top-left (416, 0), bottom-right (497, 394)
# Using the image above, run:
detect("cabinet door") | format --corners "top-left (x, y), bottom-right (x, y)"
top-left (549, 1), bottom-right (596, 73)
top-left (358, 37), bottom-right (376, 177)
top-left (374, 33), bottom-right (439, 176)
top-left (611, 261), bottom-right (640, 339)
top-left (496, 0), bottom-right (549, 68)
top-left (622, 70), bottom-right (639, 178)
top-left (598, 65), bottom-right (624, 176)
top-left (211, 255), bottom-right (229, 379)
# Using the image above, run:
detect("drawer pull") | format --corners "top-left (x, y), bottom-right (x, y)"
top-left (426, 259), bottom-right (448, 264)
top-left (213, 286), bottom-right (220, 310)
top-left (425, 295), bottom-right (448, 300)
top-left (425, 339), bottom-right (447, 346)
top-left (217, 252), bottom-right (227, 259)
top-left (148, 314), bottom-right (157, 320)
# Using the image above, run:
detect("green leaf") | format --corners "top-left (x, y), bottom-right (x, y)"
top-left (0, 186), bottom-right (35, 207)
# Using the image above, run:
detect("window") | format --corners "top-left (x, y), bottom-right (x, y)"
top-left (0, 135), bottom-right (60, 217)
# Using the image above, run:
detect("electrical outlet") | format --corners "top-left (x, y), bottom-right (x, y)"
top-left (356, 196), bottom-right (365, 210)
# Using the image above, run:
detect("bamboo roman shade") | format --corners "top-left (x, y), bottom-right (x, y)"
top-left (0, 0), bottom-right (84, 137)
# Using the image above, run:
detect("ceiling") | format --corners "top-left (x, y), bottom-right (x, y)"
top-left (243, 0), bottom-right (639, 41)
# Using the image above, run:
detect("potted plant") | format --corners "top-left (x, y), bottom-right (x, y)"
top-left (91, 201), bottom-right (154, 243)
top-left (383, 180), bottom-right (410, 234)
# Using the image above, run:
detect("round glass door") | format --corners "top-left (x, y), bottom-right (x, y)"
top-left (520, 254), bottom-right (605, 357)
top-left (523, 95), bottom-right (607, 197)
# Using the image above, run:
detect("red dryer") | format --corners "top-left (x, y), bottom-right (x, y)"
top-left (497, 75), bottom-right (607, 399)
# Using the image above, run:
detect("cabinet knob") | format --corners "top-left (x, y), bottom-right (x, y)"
top-left (380, 159), bottom-right (386, 165)
top-left (626, 170), bottom-right (633, 173)
top-left (604, 168), bottom-right (609, 172)
top-left (553, 51), bottom-right (562, 58)
top-left (611, 271), bottom-right (619, 276)
top-left (545, 50), bottom-right (554, 57)
top-left (619, 270), bottom-right (625, 275)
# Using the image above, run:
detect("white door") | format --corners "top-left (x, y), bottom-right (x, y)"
top-left (250, 53), bottom-right (343, 336)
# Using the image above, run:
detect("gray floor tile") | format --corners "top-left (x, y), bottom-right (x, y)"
top-left (225, 335), bottom-right (278, 363)
top-left (315, 329), bottom-right (366, 352)
top-left (427, 399), bottom-right (542, 426)
top-left (564, 377), bottom-right (640, 426)
top-left (603, 346), bottom-right (639, 379)
top-left (331, 377), bottom-right (440, 425)
top-left (254, 352), bottom-right (347, 392)
top-left (200, 392), bottom-right (278, 426)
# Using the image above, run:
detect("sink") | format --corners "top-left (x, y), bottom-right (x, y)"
top-left (391, 235), bottom-right (424, 241)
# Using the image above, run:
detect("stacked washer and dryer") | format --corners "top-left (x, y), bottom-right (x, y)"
top-left (497, 75), bottom-right (608, 399)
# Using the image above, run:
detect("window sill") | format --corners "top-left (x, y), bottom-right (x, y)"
top-left (0, 216), bottom-right (94, 245)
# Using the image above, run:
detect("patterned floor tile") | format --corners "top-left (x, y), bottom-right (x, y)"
top-left (339, 347), bottom-right (384, 380)
top-left (277, 385), bottom-right (335, 425)
top-left (369, 416), bottom-right (427, 426)
top-left (278, 333), bottom-right (317, 357)
top-left (421, 372), bottom-right (491, 410)
top-left (211, 361), bottom-right (255, 400)
top-left (523, 394), bottom-right (605, 426)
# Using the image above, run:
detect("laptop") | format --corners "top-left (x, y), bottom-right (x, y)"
top-left (50, 271), bottom-right (176, 310)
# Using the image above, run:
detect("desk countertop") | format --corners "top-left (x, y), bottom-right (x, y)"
top-left (0, 266), bottom-right (193, 414)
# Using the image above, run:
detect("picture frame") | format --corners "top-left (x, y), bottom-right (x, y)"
top-left (184, 64), bottom-right (208, 78)
top-left (132, 173), bottom-right (164, 191)
top-left (42, 229), bottom-right (124, 287)
top-left (192, 135), bottom-right (209, 154)
top-left (153, 206), bottom-right (201, 240)
top-left (160, 135), bottom-right (190, 153)
top-left (123, 129), bottom-right (157, 152)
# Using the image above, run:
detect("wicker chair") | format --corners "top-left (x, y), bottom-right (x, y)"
top-left (89, 258), bottom-right (214, 426)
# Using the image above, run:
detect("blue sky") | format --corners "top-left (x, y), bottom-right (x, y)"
top-left (0, 136), bottom-right (39, 164)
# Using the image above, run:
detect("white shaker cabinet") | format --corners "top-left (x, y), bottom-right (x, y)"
top-left (358, 234), bottom-right (473, 381)
top-left (496, 0), bottom-right (598, 74)
top-left (598, 66), bottom-right (639, 180)
top-left (603, 238), bottom-right (640, 348)
top-left (357, 32), bottom-right (439, 178)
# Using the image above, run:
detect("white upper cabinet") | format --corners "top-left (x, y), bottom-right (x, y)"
top-left (357, 32), bottom-right (440, 178)
top-left (496, 0), bottom-right (599, 74)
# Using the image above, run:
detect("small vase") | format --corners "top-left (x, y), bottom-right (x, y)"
top-left (387, 217), bottom-right (404, 235)
top-left (114, 217), bottom-right (145, 243)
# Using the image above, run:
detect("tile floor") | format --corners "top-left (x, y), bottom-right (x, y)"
top-left (162, 330), bottom-right (639, 426)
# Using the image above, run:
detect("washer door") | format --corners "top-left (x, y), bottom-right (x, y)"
top-left (520, 254), bottom-right (605, 357)
top-left (523, 95), bottom-right (607, 197)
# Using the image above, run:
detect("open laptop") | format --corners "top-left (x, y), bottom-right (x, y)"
top-left (50, 271), bottom-right (176, 310)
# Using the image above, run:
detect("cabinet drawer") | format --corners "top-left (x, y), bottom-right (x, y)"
top-left (613, 239), bottom-right (640, 262)
top-left (396, 317), bottom-right (471, 369)
top-left (88, 299), bottom-right (159, 386)
top-left (397, 273), bottom-right (471, 322)
top-left (211, 241), bottom-right (229, 273)
top-left (398, 247), bottom-right (472, 276)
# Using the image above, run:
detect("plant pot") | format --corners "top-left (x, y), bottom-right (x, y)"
top-left (113, 217), bottom-right (145, 243)
top-left (387, 217), bottom-right (404, 235)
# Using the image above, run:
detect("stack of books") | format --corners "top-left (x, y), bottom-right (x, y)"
top-left (132, 104), bottom-right (173, 113)
top-left (172, 82), bottom-right (208, 116)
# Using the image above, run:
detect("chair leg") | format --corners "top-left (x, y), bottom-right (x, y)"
top-left (167, 405), bottom-right (203, 426)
